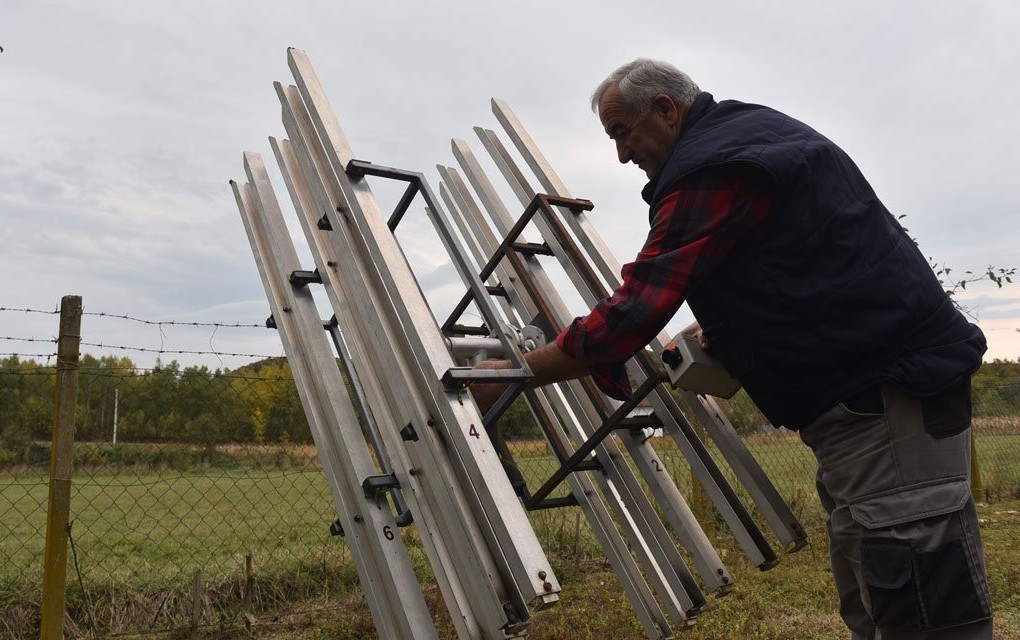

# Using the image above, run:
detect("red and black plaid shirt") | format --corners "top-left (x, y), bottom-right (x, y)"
top-left (555, 168), bottom-right (775, 399)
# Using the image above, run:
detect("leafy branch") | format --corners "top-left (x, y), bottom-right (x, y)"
top-left (930, 261), bottom-right (1015, 321)
top-left (931, 263), bottom-right (1015, 300)
top-left (897, 214), bottom-right (1015, 320)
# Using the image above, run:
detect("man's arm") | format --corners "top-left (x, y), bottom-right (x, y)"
top-left (471, 167), bottom-right (774, 411)
top-left (470, 342), bottom-right (589, 412)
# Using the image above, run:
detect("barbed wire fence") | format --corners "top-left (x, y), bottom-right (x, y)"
top-left (0, 306), bottom-right (335, 638)
top-left (2, 306), bottom-right (1019, 638)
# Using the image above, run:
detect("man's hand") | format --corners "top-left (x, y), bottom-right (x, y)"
top-left (470, 359), bottom-right (512, 414)
top-left (681, 321), bottom-right (709, 350)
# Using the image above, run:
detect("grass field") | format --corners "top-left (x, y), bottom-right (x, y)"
top-left (2, 429), bottom-right (1019, 638)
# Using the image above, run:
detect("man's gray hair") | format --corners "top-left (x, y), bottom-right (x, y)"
top-left (591, 58), bottom-right (701, 115)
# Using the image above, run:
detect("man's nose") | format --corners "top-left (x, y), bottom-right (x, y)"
top-left (616, 139), bottom-right (630, 164)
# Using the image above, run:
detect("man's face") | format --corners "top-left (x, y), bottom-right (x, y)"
top-left (598, 83), bottom-right (683, 180)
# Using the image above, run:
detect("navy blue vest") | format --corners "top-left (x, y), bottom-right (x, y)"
top-left (644, 93), bottom-right (986, 428)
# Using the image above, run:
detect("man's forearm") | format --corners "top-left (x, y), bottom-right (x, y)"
top-left (470, 342), bottom-right (590, 413)
top-left (521, 341), bottom-right (590, 388)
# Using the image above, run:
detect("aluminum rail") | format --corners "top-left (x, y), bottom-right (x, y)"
top-left (269, 132), bottom-right (506, 637)
top-left (272, 77), bottom-right (539, 636)
top-left (232, 155), bottom-right (437, 639)
top-left (286, 48), bottom-right (560, 628)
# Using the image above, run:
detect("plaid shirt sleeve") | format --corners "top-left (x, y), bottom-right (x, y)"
top-left (555, 168), bottom-right (775, 399)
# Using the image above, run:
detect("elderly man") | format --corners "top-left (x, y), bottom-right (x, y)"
top-left (473, 59), bottom-right (992, 639)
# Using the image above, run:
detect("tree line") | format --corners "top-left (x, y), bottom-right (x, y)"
top-left (0, 353), bottom-right (544, 454)
top-left (2, 354), bottom-right (1018, 455)
top-left (0, 354), bottom-right (308, 449)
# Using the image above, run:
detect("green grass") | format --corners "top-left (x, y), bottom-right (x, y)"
top-left (974, 433), bottom-right (1020, 501)
top-left (248, 501), bottom-right (1020, 640)
top-left (2, 432), bottom-right (1019, 638)
top-left (1, 464), bottom-right (346, 637)
top-left (2, 467), bottom-right (338, 587)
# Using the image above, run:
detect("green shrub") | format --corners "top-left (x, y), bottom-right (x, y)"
top-left (0, 443), bottom-right (17, 465)
top-left (1, 421), bottom-right (32, 450)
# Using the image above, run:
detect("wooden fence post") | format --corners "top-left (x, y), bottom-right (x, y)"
top-left (40, 295), bottom-right (83, 639)
top-left (190, 569), bottom-right (203, 639)
top-left (971, 433), bottom-right (984, 501)
top-left (689, 419), bottom-right (712, 529)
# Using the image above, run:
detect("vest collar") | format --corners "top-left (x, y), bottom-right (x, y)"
top-left (641, 91), bottom-right (717, 205)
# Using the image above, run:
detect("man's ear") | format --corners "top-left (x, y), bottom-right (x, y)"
top-left (653, 94), bottom-right (680, 125)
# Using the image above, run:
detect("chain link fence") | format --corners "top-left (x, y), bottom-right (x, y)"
top-left (0, 360), bottom-right (344, 637)
top-left (2, 343), bottom-right (1018, 637)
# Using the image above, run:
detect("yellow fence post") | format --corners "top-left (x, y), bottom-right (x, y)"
top-left (971, 432), bottom-right (983, 501)
top-left (40, 295), bottom-right (82, 639)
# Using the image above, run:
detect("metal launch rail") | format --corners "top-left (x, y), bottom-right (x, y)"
top-left (231, 49), bottom-right (806, 640)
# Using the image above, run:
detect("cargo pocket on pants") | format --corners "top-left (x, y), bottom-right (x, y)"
top-left (852, 478), bottom-right (990, 632)
top-left (860, 538), bottom-right (920, 629)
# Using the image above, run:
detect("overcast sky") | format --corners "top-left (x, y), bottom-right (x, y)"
top-left (1, 1), bottom-right (1017, 371)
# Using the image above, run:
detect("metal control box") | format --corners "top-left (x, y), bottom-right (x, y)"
top-left (661, 334), bottom-right (742, 398)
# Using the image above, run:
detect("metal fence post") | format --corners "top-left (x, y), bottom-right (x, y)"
top-left (40, 295), bottom-right (82, 640)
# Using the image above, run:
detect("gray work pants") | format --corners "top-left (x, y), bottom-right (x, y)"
top-left (798, 382), bottom-right (992, 639)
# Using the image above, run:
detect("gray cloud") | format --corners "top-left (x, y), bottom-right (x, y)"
top-left (1, 0), bottom-right (1017, 367)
